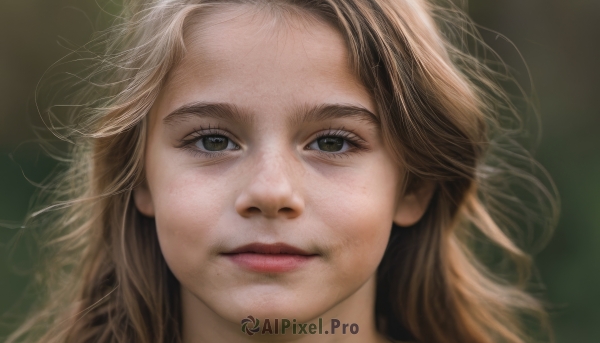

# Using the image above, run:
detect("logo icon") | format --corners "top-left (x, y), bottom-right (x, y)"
top-left (241, 315), bottom-right (261, 335)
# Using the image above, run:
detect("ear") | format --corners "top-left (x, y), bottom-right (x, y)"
top-left (133, 179), bottom-right (155, 217)
top-left (393, 180), bottom-right (436, 227)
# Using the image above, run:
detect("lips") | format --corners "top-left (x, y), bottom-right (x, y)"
top-left (222, 243), bottom-right (317, 273)
top-left (224, 243), bottom-right (314, 255)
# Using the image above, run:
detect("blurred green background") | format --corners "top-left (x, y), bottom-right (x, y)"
top-left (0, 0), bottom-right (598, 342)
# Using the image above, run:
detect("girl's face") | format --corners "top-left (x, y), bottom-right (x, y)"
top-left (134, 5), bottom-right (429, 341)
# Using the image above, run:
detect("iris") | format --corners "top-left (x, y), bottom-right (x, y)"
top-left (317, 137), bottom-right (344, 152)
top-left (201, 136), bottom-right (229, 151)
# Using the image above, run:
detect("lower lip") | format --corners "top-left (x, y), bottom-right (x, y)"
top-left (224, 253), bottom-right (316, 273)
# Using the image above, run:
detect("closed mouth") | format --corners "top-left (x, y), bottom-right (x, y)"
top-left (223, 242), bottom-right (316, 256)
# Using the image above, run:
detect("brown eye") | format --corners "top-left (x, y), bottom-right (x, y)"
top-left (196, 135), bottom-right (236, 151)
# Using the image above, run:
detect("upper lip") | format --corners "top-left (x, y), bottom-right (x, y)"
top-left (223, 243), bottom-right (315, 255)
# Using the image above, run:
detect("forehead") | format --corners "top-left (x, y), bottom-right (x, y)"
top-left (153, 3), bottom-right (375, 124)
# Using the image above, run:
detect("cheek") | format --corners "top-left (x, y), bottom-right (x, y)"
top-left (151, 170), bottom-right (228, 277)
top-left (310, 164), bottom-right (398, 278)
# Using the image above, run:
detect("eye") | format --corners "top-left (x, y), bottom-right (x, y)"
top-left (195, 135), bottom-right (238, 152)
top-left (309, 136), bottom-right (349, 152)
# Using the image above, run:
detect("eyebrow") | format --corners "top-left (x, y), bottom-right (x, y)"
top-left (163, 101), bottom-right (380, 128)
top-left (163, 102), bottom-right (252, 126)
top-left (289, 103), bottom-right (380, 128)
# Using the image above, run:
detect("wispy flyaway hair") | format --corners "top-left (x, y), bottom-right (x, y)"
top-left (4, 0), bottom-right (558, 342)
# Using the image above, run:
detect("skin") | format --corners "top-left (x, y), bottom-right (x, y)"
top-left (134, 5), bottom-right (433, 343)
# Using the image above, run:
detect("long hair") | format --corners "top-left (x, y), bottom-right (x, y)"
top-left (3, 0), bottom-right (558, 342)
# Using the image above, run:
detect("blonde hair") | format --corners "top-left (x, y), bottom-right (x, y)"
top-left (4, 0), bottom-right (558, 342)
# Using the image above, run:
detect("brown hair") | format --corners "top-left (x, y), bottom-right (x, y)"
top-left (4, 0), bottom-right (558, 342)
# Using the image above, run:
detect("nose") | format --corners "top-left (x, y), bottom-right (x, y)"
top-left (235, 151), bottom-right (304, 219)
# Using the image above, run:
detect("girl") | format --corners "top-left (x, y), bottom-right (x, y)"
top-left (4, 0), bottom-right (557, 342)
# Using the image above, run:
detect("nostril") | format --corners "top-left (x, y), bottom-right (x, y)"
top-left (248, 207), bottom-right (261, 214)
top-left (234, 187), bottom-right (304, 219)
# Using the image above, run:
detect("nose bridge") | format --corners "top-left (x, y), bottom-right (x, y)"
top-left (253, 148), bottom-right (294, 187)
top-left (236, 145), bottom-right (304, 219)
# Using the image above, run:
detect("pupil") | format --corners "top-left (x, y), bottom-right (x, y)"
top-left (203, 136), bottom-right (228, 151)
top-left (317, 137), bottom-right (343, 152)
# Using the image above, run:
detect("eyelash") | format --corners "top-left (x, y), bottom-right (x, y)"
top-left (178, 125), bottom-right (234, 158)
top-left (177, 125), bottom-right (369, 159)
top-left (307, 128), bottom-right (369, 159)
top-left (178, 125), bottom-right (238, 158)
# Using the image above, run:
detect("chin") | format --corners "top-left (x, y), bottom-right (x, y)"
top-left (218, 290), bottom-right (332, 324)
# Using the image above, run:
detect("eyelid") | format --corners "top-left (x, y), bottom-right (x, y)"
top-left (305, 128), bottom-right (370, 155)
top-left (179, 126), bottom-right (237, 144)
top-left (177, 126), bottom-right (241, 156)
top-left (311, 128), bottom-right (367, 145)
top-left (176, 126), bottom-right (370, 159)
